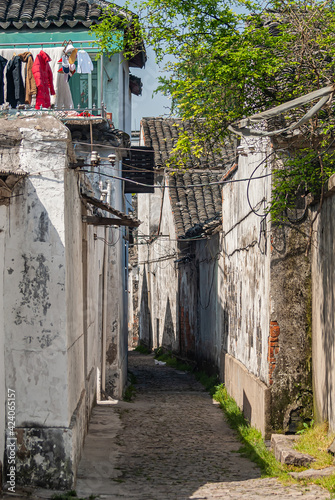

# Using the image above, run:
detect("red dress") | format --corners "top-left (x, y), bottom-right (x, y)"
top-left (32, 50), bottom-right (55, 109)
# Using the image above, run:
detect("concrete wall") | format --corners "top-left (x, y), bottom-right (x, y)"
top-left (137, 180), bottom-right (179, 351)
top-left (312, 176), bottom-right (335, 431)
top-left (71, 145), bottom-right (129, 400)
top-left (0, 116), bottom-right (108, 489)
top-left (105, 157), bottom-right (128, 398)
top-left (221, 145), bottom-right (271, 385)
top-left (224, 353), bottom-right (271, 437)
top-left (220, 141), bottom-right (312, 434)
top-left (0, 206), bottom-right (6, 482)
top-left (1, 117), bottom-right (72, 487)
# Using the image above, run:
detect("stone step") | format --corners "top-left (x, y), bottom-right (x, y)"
top-left (271, 434), bottom-right (316, 466)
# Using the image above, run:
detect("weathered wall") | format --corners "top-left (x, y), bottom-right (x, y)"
top-left (178, 252), bottom-right (198, 359)
top-left (128, 199), bottom-right (139, 348)
top-left (2, 117), bottom-right (72, 487)
top-left (70, 145), bottom-right (129, 401)
top-left (0, 116), bottom-right (106, 489)
top-left (270, 220), bottom-right (312, 431)
top-left (0, 206), bottom-right (6, 483)
top-left (177, 235), bottom-right (221, 369)
top-left (82, 207), bottom-right (104, 412)
top-left (195, 236), bottom-right (221, 370)
top-left (219, 146), bottom-right (272, 434)
top-left (221, 146), bottom-right (272, 375)
top-left (137, 181), bottom-right (179, 351)
top-left (312, 176), bottom-right (335, 431)
top-left (220, 141), bottom-right (312, 434)
top-left (103, 158), bottom-right (128, 399)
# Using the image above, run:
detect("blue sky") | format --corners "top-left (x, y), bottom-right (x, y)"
top-left (130, 49), bottom-right (171, 130)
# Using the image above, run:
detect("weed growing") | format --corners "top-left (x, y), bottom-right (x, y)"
top-left (123, 384), bottom-right (136, 402)
top-left (155, 351), bottom-right (192, 372)
top-left (294, 422), bottom-right (335, 469)
top-left (195, 371), bottom-right (219, 396)
top-left (134, 344), bottom-right (151, 354)
top-left (213, 384), bottom-right (284, 477)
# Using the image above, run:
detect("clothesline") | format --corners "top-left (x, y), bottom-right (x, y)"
top-left (0, 46), bottom-right (95, 111)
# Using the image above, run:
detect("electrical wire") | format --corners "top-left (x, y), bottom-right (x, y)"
top-left (80, 168), bottom-right (274, 189)
top-left (95, 233), bottom-right (121, 246)
top-left (246, 150), bottom-right (275, 218)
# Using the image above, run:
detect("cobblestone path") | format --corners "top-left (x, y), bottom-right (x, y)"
top-left (76, 352), bottom-right (331, 500)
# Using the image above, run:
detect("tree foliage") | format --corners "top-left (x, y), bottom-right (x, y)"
top-left (91, 0), bottom-right (335, 224)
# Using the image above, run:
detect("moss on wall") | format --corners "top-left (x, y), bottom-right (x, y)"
top-left (270, 222), bottom-right (313, 432)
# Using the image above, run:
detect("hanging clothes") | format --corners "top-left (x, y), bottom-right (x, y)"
top-left (18, 52), bottom-right (37, 105)
top-left (58, 55), bottom-right (76, 82)
top-left (0, 48), bottom-right (73, 109)
top-left (77, 50), bottom-right (93, 74)
top-left (6, 55), bottom-right (25, 108)
top-left (32, 50), bottom-right (55, 109)
top-left (0, 55), bottom-right (7, 105)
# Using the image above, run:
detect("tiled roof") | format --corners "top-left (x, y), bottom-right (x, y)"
top-left (141, 116), bottom-right (236, 170)
top-left (168, 171), bottom-right (223, 239)
top-left (140, 117), bottom-right (236, 238)
top-left (0, 0), bottom-right (111, 28)
top-left (0, 0), bottom-right (146, 67)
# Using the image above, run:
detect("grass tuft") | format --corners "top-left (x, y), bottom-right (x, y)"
top-left (155, 352), bottom-right (192, 372)
top-left (195, 371), bottom-right (219, 396)
top-left (213, 384), bottom-right (284, 477)
top-left (134, 344), bottom-right (151, 354)
top-left (294, 422), bottom-right (335, 469)
top-left (123, 384), bottom-right (136, 402)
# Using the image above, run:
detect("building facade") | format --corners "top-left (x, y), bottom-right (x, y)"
top-left (0, 0), bottom-right (144, 490)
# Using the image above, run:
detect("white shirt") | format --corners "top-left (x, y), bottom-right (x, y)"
top-left (77, 50), bottom-right (93, 74)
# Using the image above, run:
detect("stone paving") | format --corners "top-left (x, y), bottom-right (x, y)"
top-left (74, 351), bottom-right (331, 500)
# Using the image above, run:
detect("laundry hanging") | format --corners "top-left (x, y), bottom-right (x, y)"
top-left (6, 55), bottom-right (25, 108)
top-left (0, 48), bottom-right (73, 109)
top-left (58, 54), bottom-right (76, 82)
top-left (0, 55), bottom-right (7, 105)
top-left (77, 50), bottom-right (93, 74)
top-left (32, 50), bottom-right (55, 109)
top-left (18, 52), bottom-right (36, 105)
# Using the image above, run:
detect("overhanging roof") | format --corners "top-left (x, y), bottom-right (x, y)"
top-left (81, 193), bottom-right (141, 227)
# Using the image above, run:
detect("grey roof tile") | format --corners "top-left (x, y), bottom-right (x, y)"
top-left (0, 0), bottom-right (120, 29)
top-left (141, 116), bottom-right (236, 170)
top-left (167, 170), bottom-right (224, 239)
top-left (141, 117), bottom-right (236, 238)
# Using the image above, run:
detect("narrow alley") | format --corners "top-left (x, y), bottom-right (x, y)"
top-left (74, 352), bottom-right (329, 500)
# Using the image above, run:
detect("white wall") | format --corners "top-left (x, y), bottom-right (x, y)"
top-left (0, 115), bottom-right (108, 487)
top-left (312, 178), bottom-right (335, 431)
top-left (137, 178), bottom-right (179, 350)
top-left (0, 206), bottom-right (6, 474)
top-left (4, 117), bottom-right (70, 427)
top-left (220, 142), bottom-right (271, 384)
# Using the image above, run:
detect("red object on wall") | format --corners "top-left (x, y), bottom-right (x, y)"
top-left (268, 321), bottom-right (280, 385)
